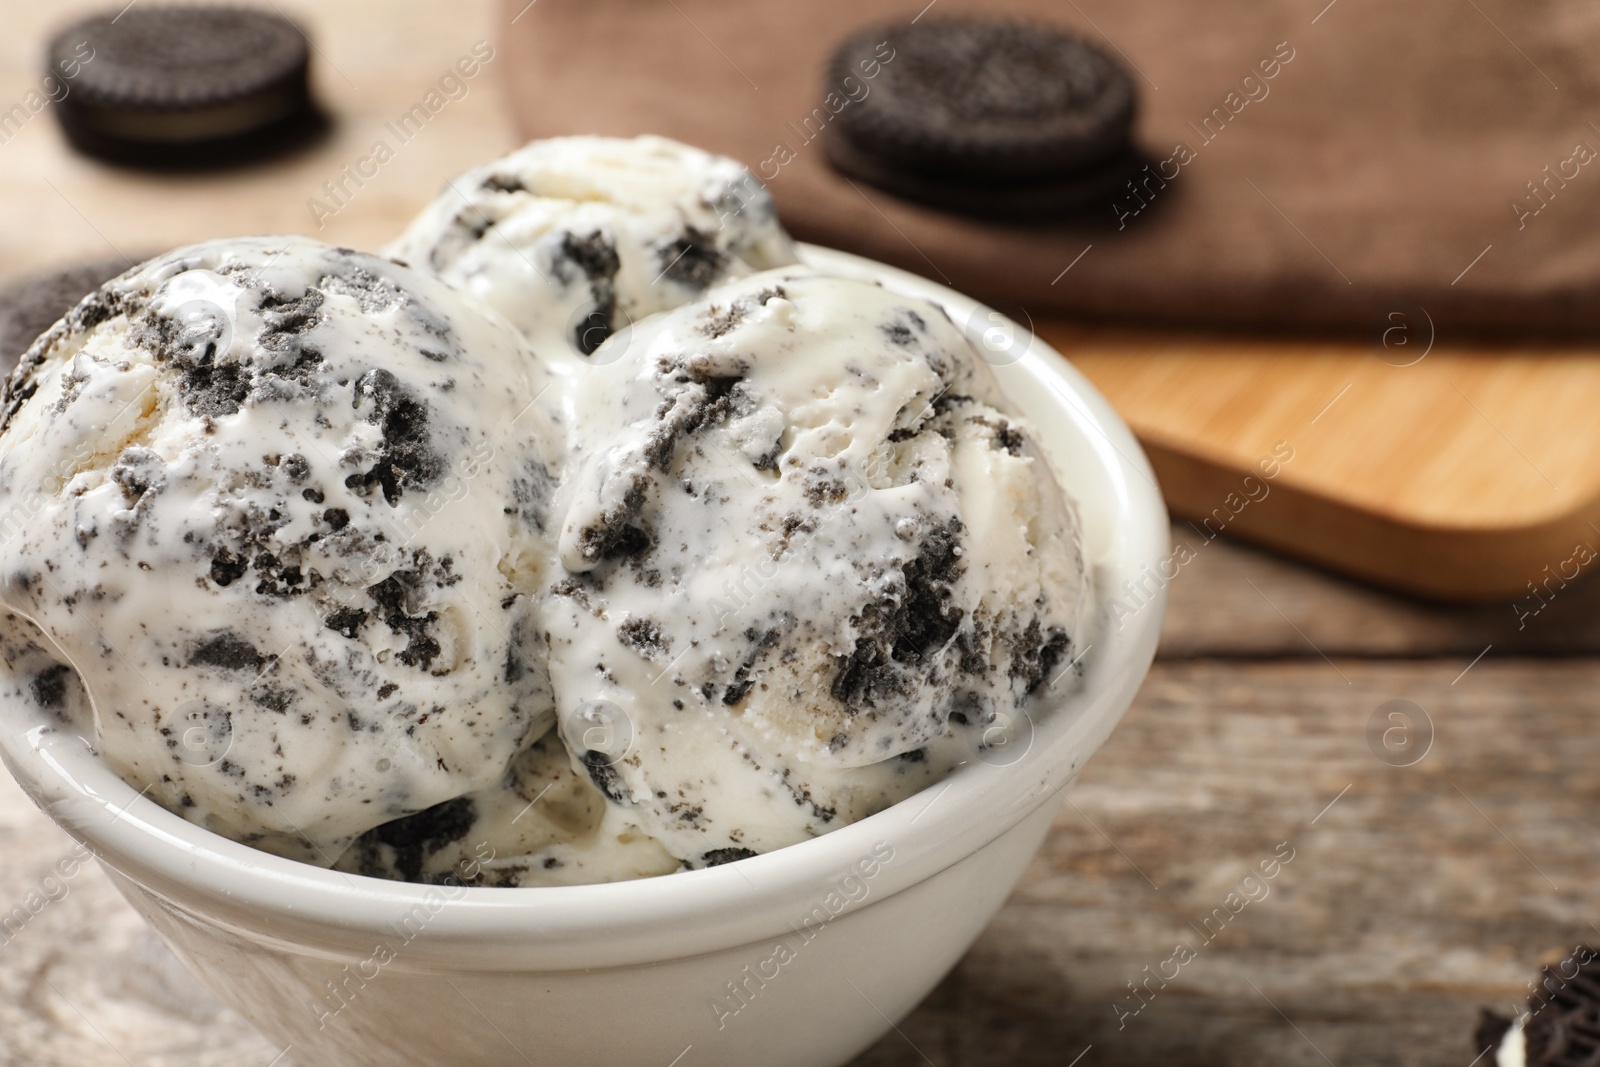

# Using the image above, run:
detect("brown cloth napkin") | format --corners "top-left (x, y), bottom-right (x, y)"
top-left (501, 0), bottom-right (1600, 340)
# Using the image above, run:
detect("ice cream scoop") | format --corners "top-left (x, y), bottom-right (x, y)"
top-left (544, 266), bottom-right (1090, 866)
top-left (386, 135), bottom-right (798, 364)
top-left (0, 235), bottom-right (564, 862)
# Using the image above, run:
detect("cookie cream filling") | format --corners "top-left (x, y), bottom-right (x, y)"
top-left (1495, 1015), bottom-right (1526, 1067)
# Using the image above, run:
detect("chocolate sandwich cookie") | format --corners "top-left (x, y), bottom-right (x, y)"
top-left (49, 5), bottom-right (320, 167)
top-left (1477, 945), bottom-right (1600, 1065)
top-left (824, 18), bottom-right (1139, 216)
top-left (0, 257), bottom-right (132, 375)
top-left (824, 127), bottom-right (1142, 221)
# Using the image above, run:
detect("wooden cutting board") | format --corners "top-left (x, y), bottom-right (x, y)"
top-left (1041, 321), bottom-right (1600, 602)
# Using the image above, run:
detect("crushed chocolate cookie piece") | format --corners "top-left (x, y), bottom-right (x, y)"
top-left (701, 847), bottom-right (758, 867)
top-left (656, 228), bottom-right (726, 291)
top-left (29, 663), bottom-right (72, 708)
top-left (557, 231), bottom-right (621, 356)
top-left (346, 367), bottom-right (445, 504)
top-left (188, 632), bottom-right (266, 672)
top-left (618, 617), bottom-right (668, 658)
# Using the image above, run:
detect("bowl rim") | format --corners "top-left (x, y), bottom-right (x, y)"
top-left (0, 244), bottom-right (1169, 972)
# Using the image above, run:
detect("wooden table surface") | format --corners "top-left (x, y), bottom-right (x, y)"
top-left (0, 3), bottom-right (1590, 1066)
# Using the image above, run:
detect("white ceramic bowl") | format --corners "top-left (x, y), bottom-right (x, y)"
top-left (0, 246), bottom-right (1168, 1067)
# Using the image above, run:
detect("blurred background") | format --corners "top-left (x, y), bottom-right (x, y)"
top-left (0, 1), bottom-right (516, 267)
top-left (1, 2), bottom-right (1597, 1065)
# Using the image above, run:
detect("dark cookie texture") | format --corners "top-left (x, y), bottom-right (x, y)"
top-left (825, 18), bottom-right (1140, 216)
top-left (824, 129), bottom-right (1142, 221)
top-left (701, 847), bottom-right (758, 867)
top-left (340, 795), bottom-right (478, 884)
top-left (555, 232), bottom-right (621, 355)
top-left (1476, 1011), bottom-right (1513, 1060)
top-left (0, 259), bottom-right (134, 376)
top-left (50, 5), bottom-right (321, 167)
top-left (1478, 946), bottom-right (1600, 1065)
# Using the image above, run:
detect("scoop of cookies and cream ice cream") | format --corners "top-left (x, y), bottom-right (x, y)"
top-left (0, 138), bottom-right (1093, 887)
top-left (543, 267), bottom-right (1089, 865)
top-left (0, 236), bottom-right (564, 862)
top-left (386, 135), bottom-right (798, 365)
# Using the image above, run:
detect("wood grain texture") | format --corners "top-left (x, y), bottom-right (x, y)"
top-left (1158, 522), bottom-right (1600, 658)
top-left (855, 658), bottom-right (1593, 1067)
top-left (1049, 324), bottom-right (1600, 602)
top-left (0, 772), bottom-right (282, 1067)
